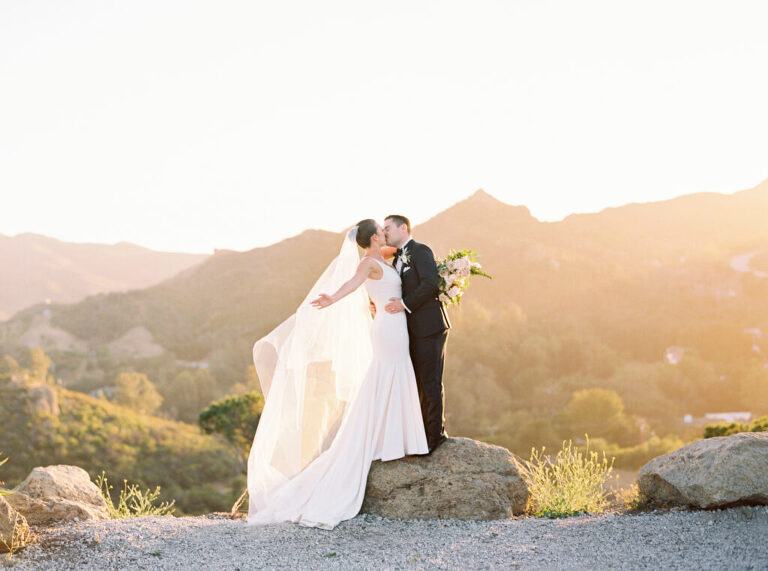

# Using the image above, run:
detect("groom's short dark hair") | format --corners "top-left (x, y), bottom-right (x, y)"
top-left (385, 214), bottom-right (411, 234)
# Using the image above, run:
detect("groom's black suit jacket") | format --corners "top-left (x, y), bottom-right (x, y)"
top-left (398, 239), bottom-right (451, 339)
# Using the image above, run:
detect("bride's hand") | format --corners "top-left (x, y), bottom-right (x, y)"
top-left (311, 293), bottom-right (333, 309)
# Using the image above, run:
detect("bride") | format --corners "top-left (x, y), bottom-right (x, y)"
top-left (245, 219), bottom-right (428, 529)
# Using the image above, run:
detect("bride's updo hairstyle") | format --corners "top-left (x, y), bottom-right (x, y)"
top-left (355, 219), bottom-right (377, 248)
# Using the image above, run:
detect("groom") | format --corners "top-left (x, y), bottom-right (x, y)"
top-left (383, 215), bottom-right (451, 453)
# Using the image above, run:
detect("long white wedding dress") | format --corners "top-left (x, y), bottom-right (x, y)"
top-left (246, 241), bottom-right (428, 529)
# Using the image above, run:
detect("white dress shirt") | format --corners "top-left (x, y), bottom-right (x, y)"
top-left (395, 238), bottom-right (413, 313)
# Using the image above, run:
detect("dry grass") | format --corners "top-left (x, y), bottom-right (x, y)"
top-left (1, 453), bottom-right (32, 562)
top-left (95, 471), bottom-right (176, 519)
top-left (515, 438), bottom-right (615, 518)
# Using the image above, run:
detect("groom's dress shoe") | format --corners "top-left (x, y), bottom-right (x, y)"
top-left (427, 434), bottom-right (448, 455)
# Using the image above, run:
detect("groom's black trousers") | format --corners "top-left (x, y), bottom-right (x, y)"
top-left (409, 330), bottom-right (448, 449)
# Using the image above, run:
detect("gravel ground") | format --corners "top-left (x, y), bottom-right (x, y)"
top-left (4, 506), bottom-right (768, 570)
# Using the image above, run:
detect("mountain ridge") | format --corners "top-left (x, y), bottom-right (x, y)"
top-left (0, 233), bottom-right (208, 321)
top-left (3, 176), bottom-right (768, 363)
top-left (1, 231), bottom-right (208, 255)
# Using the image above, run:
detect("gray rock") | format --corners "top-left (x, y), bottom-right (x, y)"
top-left (638, 432), bottom-right (768, 508)
top-left (5, 465), bottom-right (110, 526)
top-left (361, 437), bottom-right (529, 520)
top-left (0, 495), bottom-right (31, 553)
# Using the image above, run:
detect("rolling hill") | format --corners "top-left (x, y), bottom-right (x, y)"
top-left (0, 233), bottom-right (208, 321)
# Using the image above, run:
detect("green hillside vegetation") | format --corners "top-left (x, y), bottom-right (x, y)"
top-left (0, 375), bottom-right (242, 515)
top-left (441, 302), bottom-right (768, 466)
top-left (703, 415), bottom-right (768, 438)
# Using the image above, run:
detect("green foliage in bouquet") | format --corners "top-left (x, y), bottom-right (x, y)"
top-left (436, 249), bottom-right (492, 306)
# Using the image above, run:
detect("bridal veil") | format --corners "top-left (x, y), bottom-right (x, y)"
top-left (247, 228), bottom-right (373, 515)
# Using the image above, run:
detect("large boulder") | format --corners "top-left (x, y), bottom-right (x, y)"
top-left (0, 495), bottom-right (31, 553)
top-left (361, 437), bottom-right (529, 520)
top-left (638, 432), bottom-right (768, 508)
top-left (5, 465), bottom-right (110, 525)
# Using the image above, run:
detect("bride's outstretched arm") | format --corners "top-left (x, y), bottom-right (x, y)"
top-left (311, 259), bottom-right (375, 309)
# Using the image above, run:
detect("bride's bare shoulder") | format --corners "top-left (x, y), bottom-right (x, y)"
top-left (359, 256), bottom-right (384, 276)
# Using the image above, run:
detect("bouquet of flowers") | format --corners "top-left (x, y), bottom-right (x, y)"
top-left (437, 249), bottom-right (492, 306)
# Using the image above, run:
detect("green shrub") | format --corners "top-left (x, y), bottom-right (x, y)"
top-left (515, 438), bottom-right (615, 518)
top-left (566, 388), bottom-right (643, 446)
top-left (703, 415), bottom-right (768, 438)
top-left (587, 435), bottom-right (685, 469)
top-left (198, 392), bottom-right (264, 469)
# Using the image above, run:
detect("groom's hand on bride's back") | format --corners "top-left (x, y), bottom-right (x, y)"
top-left (385, 298), bottom-right (405, 314)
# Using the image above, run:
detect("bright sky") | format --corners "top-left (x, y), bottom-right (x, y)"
top-left (2, 1), bottom-right (767, 254)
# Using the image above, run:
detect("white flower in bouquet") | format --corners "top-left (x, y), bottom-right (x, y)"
top-left (447, 285), bottom-right (461, 298)
top-left (456, 257), bottom-right (471, 272)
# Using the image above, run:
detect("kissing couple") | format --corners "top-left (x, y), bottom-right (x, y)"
top-left (245, 214), bottom-right (451, 530)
